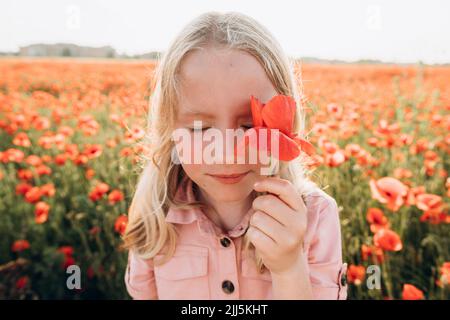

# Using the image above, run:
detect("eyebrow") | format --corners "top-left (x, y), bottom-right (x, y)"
top-left (179, 103), bottom-right (253, 118)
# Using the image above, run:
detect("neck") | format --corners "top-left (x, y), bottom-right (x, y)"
top-left (197, 188), bottom-right (255, 232)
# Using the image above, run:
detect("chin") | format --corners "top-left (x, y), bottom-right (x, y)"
top-left (208, 187), bottom-right (253, 202)
top-left (203, 178), bottom-right (255, 201)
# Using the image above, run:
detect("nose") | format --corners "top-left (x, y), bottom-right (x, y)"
top-left (211, 125), bottom-right (246, 165)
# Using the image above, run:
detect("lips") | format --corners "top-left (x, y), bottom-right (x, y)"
top-left (207, 171), bottom-right (250, 184)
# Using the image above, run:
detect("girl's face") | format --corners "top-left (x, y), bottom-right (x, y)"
top-left (174, 47), bottom-right (278, 202)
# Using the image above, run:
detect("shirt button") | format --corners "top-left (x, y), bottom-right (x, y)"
top-left (222, 280), bottom-right (235, 294)
top-left (220, 237), bottom-right (231, 248)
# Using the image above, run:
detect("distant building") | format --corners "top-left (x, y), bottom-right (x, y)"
top-left (19, 43), bottom-right (117, 58)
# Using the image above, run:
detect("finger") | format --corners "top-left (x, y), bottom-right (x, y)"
top-left (252, 194), bottom-right (294, 226)
top-left (247, 225), bottom-right (277, 252)
top-left (253, 176), bottom-right (303, 211)
top-left (249, 210), bottom-right (286, 243)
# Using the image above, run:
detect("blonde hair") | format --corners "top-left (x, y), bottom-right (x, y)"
top-left (122, 11), bottom-right (318, 272)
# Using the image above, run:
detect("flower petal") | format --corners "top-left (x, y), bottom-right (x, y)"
top-left (277, 132), bottom-right (301, 161)
top-left (292, 135), bottom-right (316, 156)
top-left (261, 95), bottom-right (296, 135)
top-left (234, 127), bottom-right (301, 162)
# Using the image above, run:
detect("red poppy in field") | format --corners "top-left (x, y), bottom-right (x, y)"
top-left (369, 177), bottom-right (408, 212)
top-left (108, 189), bottom-right (124, 205)
top-left (82, 144), bottom-right (103, 159)
top-left (89, 182), bottom-right (110, 201)
top-left (416, 193), bottom-right (446, 224)
top-left (34, 201), bottom-right (50, 224)
top-left (54, 153), bottom-right (67, 165)
top-left (416, 193), bottom-right (443, 213)
top-left (366, 208), bottom-right (389, 233)
top-left (236, 95), bottom-right (315, 162)
top-left (85, 168), bottom-right (95, 179)
top-left (393, 168), bottom-right (413, 180)
top-left (15, 182), bottom-right (33, 196)
top-left (114, 214), bottom-right (128, 235)
top-left (16, 276), bottom-right (29, 290)
top-left (58, 246), bottom-right (74, 257)
top-left (402, 284), bottom-right (424, 300)
top-left (11, 239), bottom-right (30, 252)
top-left (24, 187), bottom-right (42, 203)
top-left (17, 168), bottom-right (33, 181)
top-left (77, 115), bottom-right (100, 136)
top-left (437, 262), bottom-right (450, 287)
top-left (405, 186), bottom-right (426, 206)
top-left (87, 266), bottom-right (95, 279)
top-left (35, 164), bottom-right (52, 176)
top-left (1, 148), bottom-right (25, 163)
top-left (73, 154), bottom-right (88, 166)
top-left (347, 265), bottom-right (366, 285)
top-left (57, 246), bottom-right (75, 269)
top-left (373, 228), bottom-right (403, 251)
top-left (344, 143), bottom-right (362, 157)
top-left (40, 183), bottom-right (56, 197)
top-left (361, 244), bottom-right (384, 263)
top-left (33, 116), bottom-right (50, 131)
top-left (12, 132), bottom-right (32, 147)
top-left (124, 126), bottom-right (145, 143)
top-left (26, 155), bottom-right (42, 166)
top-left (89, 226), bottom-right (101, 235)
top-left (375, 119), bottom-right (400, 136)
top-left (325, 149), bottom-right (346, 167)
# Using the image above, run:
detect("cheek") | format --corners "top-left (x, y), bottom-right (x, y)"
top-left (181, 163), bottom-right (202, 179)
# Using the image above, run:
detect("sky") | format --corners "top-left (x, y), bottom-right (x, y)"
top-left (2, 0), bottom-right (450, 63)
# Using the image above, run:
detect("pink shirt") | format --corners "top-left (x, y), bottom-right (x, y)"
top-left (125, 177), bottom-right (348, 300)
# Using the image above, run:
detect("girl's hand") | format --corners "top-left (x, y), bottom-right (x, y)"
top-left (248, 176), bottom-right (307, 276)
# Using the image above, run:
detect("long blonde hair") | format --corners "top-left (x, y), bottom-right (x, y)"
top-left (122, 11), bottom-right (318, 272)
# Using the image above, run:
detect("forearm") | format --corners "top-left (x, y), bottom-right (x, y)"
top-left (271, 253), bottom-right (313, 300)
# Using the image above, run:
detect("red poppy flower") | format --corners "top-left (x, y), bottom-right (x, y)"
top-left (24, 187), bottom-right (42, 204)
top-left (108, 189), bottom-right (124, 205)
top-left (82, 144), bottom-right (103, 159)
top-left (89, 182), bottom-right (110, 201)
top-left (236, 95), bottom-right (315, 162)
top-left (366, 208), bottom-right (390, 233)
top-left (361, 244), bottom-right (384, 263)
top-left (58, 246), bottom-right (75, 269)
top-left (34, 201), bottom-right (50, 224)
top-left (373, 228), bottom-right (403, 252)
top-left (347, 265), bottom-right (366, 285)
top-left (402, 284), bottom-right (424, 300)
top-left (114, 214), bottom-right (128, 236)
top-left (58, 246), bottom-right (74, 257)
top-left (416, 193), bottom-right (443, 213)
top-left (369, 177), bottom-right (408, 212)
top-left (437, 262), bottom-right (450, 287)
top-left (11, 239), bottom-right (30, 252)
top-left (16, 276), bottom-right (29, 290)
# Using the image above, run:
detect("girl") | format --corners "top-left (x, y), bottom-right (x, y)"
top-left (123, 11), bottom-right (347, 300)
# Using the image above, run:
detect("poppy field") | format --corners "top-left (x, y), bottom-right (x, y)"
top-left (0, 58), bottom-right (448, 299)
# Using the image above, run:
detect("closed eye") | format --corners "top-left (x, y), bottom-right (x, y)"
top-left (187, 127), bottom-right (211, 132)
top-left (239, 124), bottom-right (253, 130)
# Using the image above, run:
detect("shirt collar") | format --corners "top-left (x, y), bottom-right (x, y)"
top-left (165, 176), bottom-right (253, 238)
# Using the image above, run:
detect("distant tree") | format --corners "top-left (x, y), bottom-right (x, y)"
top-left (62, 48), bottom-right (72, 57)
